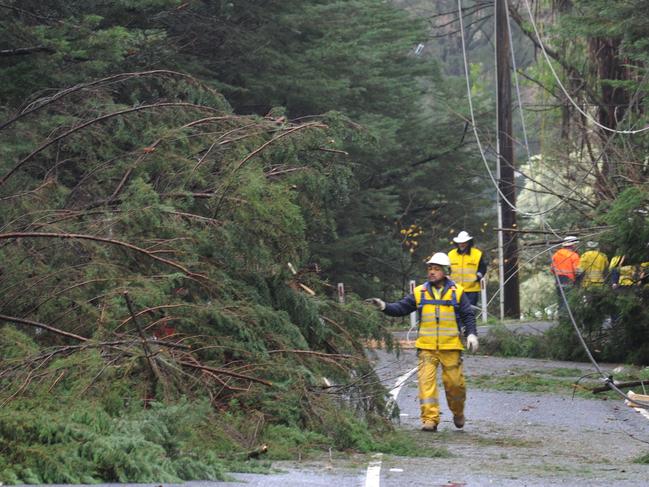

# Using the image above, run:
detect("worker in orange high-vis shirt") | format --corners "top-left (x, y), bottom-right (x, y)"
top-left (551, 236), bottom-right (581, 310)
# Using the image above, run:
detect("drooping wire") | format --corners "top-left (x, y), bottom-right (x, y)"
top-left (553, 272), bottom-right (649, 409)
top-left (504, 0), bottom-right (553, 240)
top-left (457, 0), bottom-right (592, 218)
top-left (476, 232), bottom-right (649, 409)
top-left (461, 0), bottom-right (649, 418)
top-left (520, 0), bottom-right (649, 135)
top-left (489, 0), bottom-right (649, 312)
top-left (458, 0), bottom-right (649, 256)
top-left (483, 228), bottom-right (611, 309)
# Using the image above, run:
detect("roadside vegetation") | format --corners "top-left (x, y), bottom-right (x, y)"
top-left (0, 0), bottom-right (492, 483)
top-left (468, 368), bottom-right (600, 399)
top-left (3, 0), bottom-right (649, 482)
top-left (483, 189), bottom-right (649, 369)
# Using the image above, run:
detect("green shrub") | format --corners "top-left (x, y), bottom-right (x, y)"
top-left (262, 425), bottom-right (329, 460)
top-left (633, 452), bottom-right (649, 464)
top-left (480, 324), bottom-right (549, 358)
top-left (0, 400), bottom-right (227, 484)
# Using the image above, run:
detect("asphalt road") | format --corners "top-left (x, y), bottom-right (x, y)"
top-left (26, 322), bottom-right (649, 487)
top-left (370, 350), bottom-right (649, 486)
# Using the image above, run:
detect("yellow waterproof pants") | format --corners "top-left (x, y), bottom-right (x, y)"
top-left (417, 349), bottom-right (465, 425)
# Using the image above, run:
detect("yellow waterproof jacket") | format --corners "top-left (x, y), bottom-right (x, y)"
top-left (610, 256), bottom-right (635, 286)
top-left (579, 250), bottom-right (609, 286)
top-left (414, 282), bottom-right (464, 351)
top-left (448, 247), bottom-right (483, 293)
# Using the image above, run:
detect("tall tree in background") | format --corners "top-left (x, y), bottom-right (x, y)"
top-left (0, 0), bottom-right (496, 300)
top-left (163, 0), bottom-right (495, 297)
top-left (0, 2), bottom-right (412, 481)
top-left (510, 0), bottom-right (649, 207)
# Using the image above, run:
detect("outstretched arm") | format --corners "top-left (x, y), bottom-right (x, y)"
top-left (383, 294), bottom-right (417, 317)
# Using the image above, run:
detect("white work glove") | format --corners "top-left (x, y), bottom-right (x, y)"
top-left (366, 298), bottom-right (386, 311)
top-left (466, 334), bottom-right (479, 353)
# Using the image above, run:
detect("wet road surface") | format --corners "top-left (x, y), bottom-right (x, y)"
top-left (31, 332), bottom-right (649, 486)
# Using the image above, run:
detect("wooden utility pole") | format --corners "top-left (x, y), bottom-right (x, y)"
top-left (495, 0), bottom-right (520, 318)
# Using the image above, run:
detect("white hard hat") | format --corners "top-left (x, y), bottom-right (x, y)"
top-left (453, 230), bottom-right (473, 244)
top-left (562, 236), bottom-right (579, 247)
top-left (586, 241), bottom-right (598, 249)
top-left (426, 252), bottom-right (451, 267)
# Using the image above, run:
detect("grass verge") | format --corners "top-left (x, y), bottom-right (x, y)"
top-left (467, 370), bottom-right (602, 399)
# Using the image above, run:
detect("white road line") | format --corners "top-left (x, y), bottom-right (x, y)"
top-left (364, 366), bottom-right (418, 486)
top-left (364, 453), bottom-right (383, 487)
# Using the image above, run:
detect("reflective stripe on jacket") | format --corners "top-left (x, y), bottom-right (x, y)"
top-left (551, 248), bottom-right (580, 281)
top-left (382, 279), bottom-right (477, 344)
top-left (414, 282), bottom-right (464, 350)
top-left (448, 247), bottom-right (483, 293)
top-left (579, 250), bottom-right (609, 286)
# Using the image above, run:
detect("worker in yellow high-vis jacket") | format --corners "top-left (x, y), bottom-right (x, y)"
top-left (579, 241), bottom-right (609, 287)
top-left (367, 252), bottom-right (478, 432)
top-left (448, 231), bottom-right (486, 307)
top-left (609, 255), bottom-right (635, 287)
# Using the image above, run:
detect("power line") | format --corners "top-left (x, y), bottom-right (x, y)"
top-left (463, 0), bottom-right (649, 417)
top-left (477, 232), bottom-right (649, 409)
top-left (554, 272), bottom-right (649, 409)
top-left (458, 0), bottom-right (517, 213)
top-left (521, 0), bottom-right (649, 135)
top-left (457, 0), bottom-right (590, 219)
top-left (505, 0), bottom-right (554, 240)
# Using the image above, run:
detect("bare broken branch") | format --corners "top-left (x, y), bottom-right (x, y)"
top-left (0, 231), bottom-right (205, 279)
top-left (0, 314), bottom-right (88, 342)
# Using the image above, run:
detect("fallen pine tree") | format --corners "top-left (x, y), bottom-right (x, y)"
top-left (0, 72), bottom-right (396, 483)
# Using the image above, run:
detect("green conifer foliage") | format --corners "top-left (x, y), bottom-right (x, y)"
top-left (554, 188), bottom-right (649, 364)
top-left (0, 70), bottom-right (392, 481)
top-left (0, 0), bottom-right (492, 480)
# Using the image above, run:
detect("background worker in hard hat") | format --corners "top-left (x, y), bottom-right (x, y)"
top-left (448, 230), bottom-right (486, 307)
top-left (367, 252), bottom-right (478, 432)
top-left (550, 236), bottom-right (581, 311)
top-left (608, 254), bottom-right (638, 327)
top-left (579, 241), bottom-right (609, 287)
top-left (609, 255), bottom-right (636, 288)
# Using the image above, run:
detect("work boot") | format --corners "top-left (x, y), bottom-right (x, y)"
top-left (421, 422), bottom-right (438, 432)
top-left (453, 414), bottom-right (465, 429)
